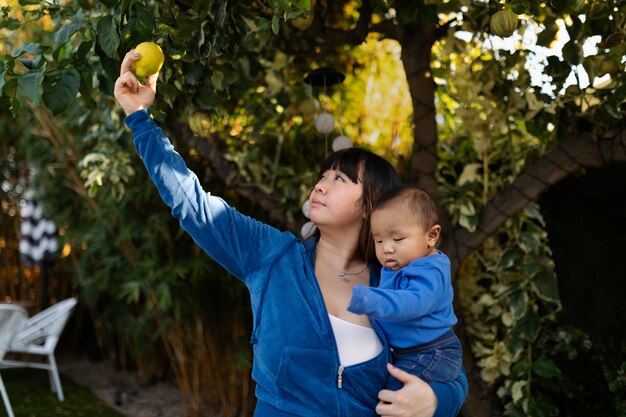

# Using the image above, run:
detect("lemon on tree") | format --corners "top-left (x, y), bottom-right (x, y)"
top-left (133, 42), bottom-right (165, 79)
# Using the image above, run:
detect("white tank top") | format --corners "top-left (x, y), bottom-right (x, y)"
top-left (328, 314), bottom-right (384, 367)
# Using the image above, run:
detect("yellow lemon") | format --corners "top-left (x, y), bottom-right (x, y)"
top-left (133, 42), bottom-right (164, 78)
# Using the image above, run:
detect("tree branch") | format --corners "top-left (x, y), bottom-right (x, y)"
top-left (443, 128), bottom-right (626, 272)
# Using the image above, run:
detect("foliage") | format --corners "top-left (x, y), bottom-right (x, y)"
top-left (457, 204), bottom-right (565, 416)
top-left (603, 355), bottom-right (626, 416)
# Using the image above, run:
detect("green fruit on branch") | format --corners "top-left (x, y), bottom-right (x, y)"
top-left (490, 9), bottom-right (518, 38)
top-left (188, 111), bottom-right (213, 138)
top-left (292, 13), bottom-right (314, 30)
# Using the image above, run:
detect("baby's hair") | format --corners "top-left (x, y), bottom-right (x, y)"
top-left (373, 185), bottom-right (440, 231)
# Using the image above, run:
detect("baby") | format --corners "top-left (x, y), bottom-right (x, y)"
top-left (348, 185), bottom-right (463, 389)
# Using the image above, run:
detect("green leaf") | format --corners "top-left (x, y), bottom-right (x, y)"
top-left (519, 232), bottom-right (540, 253)
top-left (43, 68), bottom-right (81, 115)
top-left (271, 14), bottom-right (280, 34)
top-left (292, 0), bottom-right (312, 9)
top-left (521, 262), bottom-right (543, 278)
top-left (120, 6), bottom-right (154, 50)
top-left (511, 380), bottom-right (526, 403)
top-left (96, 15), bottom-right (120, 59)
top-left (194, 86), bottom-right (220, 109)
top-left (532, 355), bottom-right (561, 378)
top-left (562, 40), bottom-right (582, 65)
top-left (75, 39), bottom-right (95, 61)
top-left (509, 290), bottom-right (528, 319)
top-left (11, 42), bottom-right (47, 58)
top-left (212, 1), bottom-right (228, 27)
top-left (511, 355), bottom-right (528, 376)
top-left (511, 309), bottom-right (540, 342)
top-left (532, 268), bottom-right (560, 303)
top-left (497, 248), bottom-right (524, 270)
top-left (211, 70), bottom-right (224, 90)
top-left (257, 17), bottom-right (271, 32)
top-left (17, 66), bottom-right (45, 106)
top-left (3, 77), bottom-right (20, 116)
top-left (157, 282), bottom-right (172, 311)
top-left (119, 281), bottom-right (142, 303)
top-left (605, 104), bottom-right (622, 120)
top-left (459, 214), bottom-right (478, 231)
top-left (53, 22), bottom-right (86, 50)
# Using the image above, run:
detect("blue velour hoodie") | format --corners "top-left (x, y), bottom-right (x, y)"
top-left (126, 109), bottom-right (467, 417)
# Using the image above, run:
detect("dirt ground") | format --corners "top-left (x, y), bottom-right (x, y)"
top-left (58, 356), bottom-right (184, 417)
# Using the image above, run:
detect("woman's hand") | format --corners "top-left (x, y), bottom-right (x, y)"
top-left (114, 50), bottom-right (159, 116)
top-left (376, 364), bottom-right (437, 417)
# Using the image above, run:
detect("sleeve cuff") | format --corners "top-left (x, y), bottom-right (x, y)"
top-left (124, 108), bottom-right (155, 134)
top-left (347, 284), bottom-right (367, 314)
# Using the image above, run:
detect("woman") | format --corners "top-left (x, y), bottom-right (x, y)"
top-left (114, 50), bottom-right (467, 417)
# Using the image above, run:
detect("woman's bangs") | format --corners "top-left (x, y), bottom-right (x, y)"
top-left (319, 149), bottom-right (363, 183)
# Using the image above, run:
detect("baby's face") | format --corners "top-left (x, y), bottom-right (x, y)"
top-left (371, 203), bottom-right (434, 270)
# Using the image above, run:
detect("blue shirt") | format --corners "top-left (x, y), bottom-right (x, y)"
top-left (126, 109), bottom-right (467, 417)
top-left (348, 251), bottom-right (457, 347)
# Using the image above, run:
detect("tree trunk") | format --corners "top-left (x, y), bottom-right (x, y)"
top-left (400, 22), bottom-right (439, 200)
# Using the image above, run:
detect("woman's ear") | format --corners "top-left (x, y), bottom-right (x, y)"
top-left (427, 224), bottom-right (441, 247)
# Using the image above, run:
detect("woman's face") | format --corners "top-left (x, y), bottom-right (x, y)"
top-left (309, 169), bottom-right (364, 229)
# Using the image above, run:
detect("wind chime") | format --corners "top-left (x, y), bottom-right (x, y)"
top-left (304, 67), bottom-right (353, 153)
top-left (300, 67), bottom-right (351, 238)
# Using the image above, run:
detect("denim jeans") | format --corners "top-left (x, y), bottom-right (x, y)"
top-left (387, 329), bottom-right (463, 390)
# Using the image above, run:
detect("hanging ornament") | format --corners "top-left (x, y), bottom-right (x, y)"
top-left (301, 221), bottom-right (317, 239)
top-left (302, 200), bottom-right (311, 218)
top-left (304, 67), bottom-right (346, 154)
top-left (315, 112), bottom-right (335, 134)
top-left (332, 135), bottom-right (353, 151)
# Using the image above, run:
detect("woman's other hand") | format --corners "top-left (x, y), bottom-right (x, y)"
top-left (376, 364), bottom-right (437, 417)
top-left (114, 50), bottom-right (158, 116)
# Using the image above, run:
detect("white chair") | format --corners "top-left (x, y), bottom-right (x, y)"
top-left (0, 297), bottom-right (77, 401)
top-left (0, 304), bottom-right (28, 417)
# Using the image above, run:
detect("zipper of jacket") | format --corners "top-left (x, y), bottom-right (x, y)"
top-left (337, 365), bottom-right (344, 388)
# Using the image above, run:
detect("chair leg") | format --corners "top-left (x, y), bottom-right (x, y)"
top-left (0, 373), bottom-right (16, 417)
top-left (48, 354), bottom-right (64, 401)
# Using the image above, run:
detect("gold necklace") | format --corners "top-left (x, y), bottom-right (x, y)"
top-left (316, 244), bottom-right (368, 282)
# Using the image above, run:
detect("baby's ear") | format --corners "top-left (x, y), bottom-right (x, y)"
top-left (428, 224), bottom-right (441, 245)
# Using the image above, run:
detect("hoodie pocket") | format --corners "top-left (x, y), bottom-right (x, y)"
top-left (275, 346), bottom-right (339, 416)
top-left (341, 349), bottom-right (391, 414)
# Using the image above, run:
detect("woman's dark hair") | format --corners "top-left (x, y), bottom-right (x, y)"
top-left (316, 147), bottom-right (402, 262)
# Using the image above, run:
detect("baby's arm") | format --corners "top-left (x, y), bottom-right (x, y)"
top-left (348, 267), bottom-right (442, 321)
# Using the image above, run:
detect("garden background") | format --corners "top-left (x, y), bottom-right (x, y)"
top-left (1, 0), bottom-right (625, 416)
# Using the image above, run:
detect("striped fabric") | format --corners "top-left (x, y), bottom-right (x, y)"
top-left (19, 191), bottom-right (58, 268)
